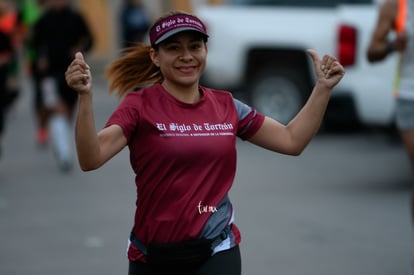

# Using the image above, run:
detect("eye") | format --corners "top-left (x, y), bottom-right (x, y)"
top-left (190, 42), bottom-right (203, 50)
top-left (166, 45), bottom-right (180, 51)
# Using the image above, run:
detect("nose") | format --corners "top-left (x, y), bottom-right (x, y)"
top-left (180, 48), bottom-right (193, 61)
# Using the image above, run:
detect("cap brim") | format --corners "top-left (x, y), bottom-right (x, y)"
top-left (154, 27), bottom-right (209, 46)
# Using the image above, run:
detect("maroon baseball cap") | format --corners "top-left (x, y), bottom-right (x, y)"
top-left (149, 14), bottom-right (209, 47)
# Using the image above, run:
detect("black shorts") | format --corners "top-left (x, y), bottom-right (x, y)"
top-left (33, 73), bottom-right (77, 111)
top-left (128, 245), bottom-right (241, 275)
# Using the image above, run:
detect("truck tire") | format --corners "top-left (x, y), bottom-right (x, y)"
top-left (249, 68), bottom-right (307, 125)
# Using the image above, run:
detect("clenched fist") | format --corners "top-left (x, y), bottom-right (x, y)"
top-left (65, 52), bottom-right (92, 95)
top-left (307, 49), bottom-right (345, 90)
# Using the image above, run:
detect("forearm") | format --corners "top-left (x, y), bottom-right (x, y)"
top-left (367, 40), bottom-right (393, 62)
top-left (286, 81), bottom-right (332, 152)
top-left (75, 93), bottom-right (101, 170)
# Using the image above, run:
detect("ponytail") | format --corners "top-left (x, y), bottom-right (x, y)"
top-left (105, 43), bottom-right (162, 98)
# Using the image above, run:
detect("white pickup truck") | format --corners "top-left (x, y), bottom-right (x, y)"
top-left (195, 0), bottom-right (397, 128)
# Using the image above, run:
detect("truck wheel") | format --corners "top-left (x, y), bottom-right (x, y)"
top-left (249, 69), bottom-right (307, 125)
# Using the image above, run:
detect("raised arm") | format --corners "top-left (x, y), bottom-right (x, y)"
top-left (65, 52), bottom-right (127, 171)
top-left (248, 49), bottom-right (345, 155)
top-left (366, 0), bottom-right (406, 62)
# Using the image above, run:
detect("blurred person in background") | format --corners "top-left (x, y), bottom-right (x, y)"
top-left (0, 0), bottom-right (23, 115)
top-left (32, 0), bottom-right (93, 171)
top-left (17, 0), bottom-right (47, 145)
top-left (66, 10), bottom-right (344, 275)
top-left (120, 0), bottom-right (150, 48)
top-left (0, 0), bottom-right (23, 157)
top-left (367, 0), bottom-right (414, 238)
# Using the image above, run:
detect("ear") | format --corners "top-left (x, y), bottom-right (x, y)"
top-left (149, 48), bottom-right (160, 67)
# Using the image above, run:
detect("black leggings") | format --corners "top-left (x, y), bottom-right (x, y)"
top-left (128, 245), bottom-right (241, 275)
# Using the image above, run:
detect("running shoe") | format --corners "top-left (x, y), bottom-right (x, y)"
top-left (36, 127), bottom-right (49, 146)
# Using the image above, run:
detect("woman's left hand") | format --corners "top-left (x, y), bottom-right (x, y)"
top-left (308, 49), bottom-right (345, 89)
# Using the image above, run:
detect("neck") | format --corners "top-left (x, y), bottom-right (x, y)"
top-left (161, 82), bottom-right (201, 104)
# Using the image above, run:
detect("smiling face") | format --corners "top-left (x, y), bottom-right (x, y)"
top-left (150, 31), bottom-right (208, 92)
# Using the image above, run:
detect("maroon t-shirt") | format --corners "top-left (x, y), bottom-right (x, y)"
top-left (105, 83), bottom-right (265, 261)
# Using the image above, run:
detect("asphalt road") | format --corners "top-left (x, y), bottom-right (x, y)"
top-left (0, 75), bottom-right (413, 275)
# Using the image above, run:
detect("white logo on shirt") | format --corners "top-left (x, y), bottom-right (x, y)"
top-left (197, 201), bottom-right (218, 214)
top-left (169, 123), bottom-right (191, 132)
top-left (156, 123), bottom-right (167, 131)
top-left (156, 122), bottom-right (234, 137)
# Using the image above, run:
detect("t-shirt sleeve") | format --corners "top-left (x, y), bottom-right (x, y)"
top-left (233, 98), bottom-right (265, 140)
top-left (105, 95), bottom-right (140, 144)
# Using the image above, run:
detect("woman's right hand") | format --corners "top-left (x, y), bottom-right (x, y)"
top-left (65, 52), bottom-right (92, 95)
